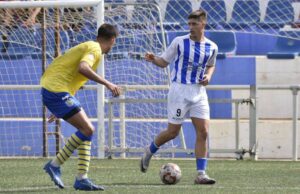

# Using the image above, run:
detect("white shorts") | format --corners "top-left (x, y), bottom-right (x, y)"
top-left (168, 82), bottom-right (210, 124)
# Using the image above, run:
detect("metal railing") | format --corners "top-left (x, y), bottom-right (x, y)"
top-left (0, 84), bottom-right (298, 160)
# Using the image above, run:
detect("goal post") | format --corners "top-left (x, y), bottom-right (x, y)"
top-left (0, 0), bottom-right (105, 157)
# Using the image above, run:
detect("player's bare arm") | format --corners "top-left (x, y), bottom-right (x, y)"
top-left (200, 66), bottom-right (215, 86)
top-left (78, 61), bottom-right (121, 97)
top-left (145, 52), bottom-right (169, 68)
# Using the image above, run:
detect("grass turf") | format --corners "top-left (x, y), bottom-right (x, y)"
top-left (0, 158), bottom-right (299, 194)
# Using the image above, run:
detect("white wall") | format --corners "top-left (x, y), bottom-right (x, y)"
top-left (256, 56), bottom-right (300, 119)
top-left (211, 56), bottom-right (300, 159)
top-left (232, 57), bottom-right (300, 119)
top-left (209, 119), bottom-right (300, 159)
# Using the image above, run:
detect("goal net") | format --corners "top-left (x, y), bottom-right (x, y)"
top-left (0, 1), bottom-right (184, 158)
top-left (0, 0), bottom-right (104, 157)
top-left (161, 0), bottom-right (300, 39)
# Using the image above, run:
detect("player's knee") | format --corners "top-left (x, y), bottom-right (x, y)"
top-left (87, 125), bottom-right (95, 136)
top-left (197, 129), bottom-right (208, 140)
top-left (81, 124), bottom-right (95, 137)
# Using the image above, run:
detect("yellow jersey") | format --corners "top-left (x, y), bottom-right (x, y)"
top-left (41, 41), bottom-right (102, 96)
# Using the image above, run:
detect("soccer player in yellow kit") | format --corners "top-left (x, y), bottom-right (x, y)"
top-left (42, 24), bottom-right (121, 191)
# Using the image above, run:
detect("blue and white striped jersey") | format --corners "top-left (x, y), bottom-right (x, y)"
top-left (161, 34), bottom-right (218, 84)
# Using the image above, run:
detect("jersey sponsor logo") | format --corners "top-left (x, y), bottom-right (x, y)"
top-left (88, 53), bottom-right (95, 62)
top-left (62, 95), bottom-right (74, 107)
top-left (172, 116), bottom-right (183, 121)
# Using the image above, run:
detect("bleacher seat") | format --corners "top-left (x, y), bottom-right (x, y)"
top-left (267, 31), bottom-right (300, 59)
top-left (166, 31), bottom-right (189, 45)
top-left (0, 27), bottom-right (34, 60)
top-left (200, 0), bottom-right (226, 29)
top-left (74, 27), bottom-right (96, 44)
top-left (229, 0), bottom-right (260, 28)
top-left (105, 0), bottom-right (127, 22)
top-left (262, 0), bottom-right (294, 28)
top-left (206, 31), bottom-right (237, 59)
top-left (131, 0), bottom-right (159, 24)
top-left (31, 28), bottom-right (70, 59)
top-left (164, 0), bottom-right (192, 30)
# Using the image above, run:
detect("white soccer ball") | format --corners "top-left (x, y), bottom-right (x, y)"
top-left (159, 163), bottom-right (182, 185)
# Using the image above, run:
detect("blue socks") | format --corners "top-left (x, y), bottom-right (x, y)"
top-left (149, 141), bottom-right (159, 154)
top-left (196, 158), bottom-right (207, 173)
top-left (75, 130), bottom-right (92, 141)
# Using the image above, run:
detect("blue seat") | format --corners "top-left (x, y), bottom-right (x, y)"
top-left (31, 28), bottom-right (70, 59)
top-left (73, 26), bottom-right (96, 45)
top-left (105, 0), bottom-right (127, 22)
top-left (267, 31), bottom-right (300, 59)
top-left (166, 31), bottom-right (189, 45)
top-left (164, 0), bottom-right (192, 30)
top-left (200, 0), bottom-right (226, 29)
top-left (206, 31), bottom-right (237, 58)
top-left (262, 0), bottom-right (294, 28)
top-left (229, 0), bottom-right (260, 28)
top-left (0, 27), bottom-right (34, 60)
top-left (131, 0), bottom-right (160, 23)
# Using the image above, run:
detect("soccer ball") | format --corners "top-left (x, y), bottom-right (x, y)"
top-left (159, 163), bottom-right (182, 185)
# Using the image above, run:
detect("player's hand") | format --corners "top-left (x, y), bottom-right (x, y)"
top-left (145, 52), bottom-right (155, 62)
top-left (48, 114), bottom-right (57, 123)
top-left (107, 83), bottom-right (122, 97)
top-left (199, 74), bottom-right (211, 86)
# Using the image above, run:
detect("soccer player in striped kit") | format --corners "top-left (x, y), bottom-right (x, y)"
top-left (141, 9), bottom-right (218, 184)
top-left (41, 24), bottom-right (121, 191)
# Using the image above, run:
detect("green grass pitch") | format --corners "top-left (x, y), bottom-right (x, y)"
top-left (0, 158), bottom-right (299, 194)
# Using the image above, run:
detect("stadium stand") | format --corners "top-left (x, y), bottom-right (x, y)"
top-left (262, 0), bottom-right (294, 28)
top-left (0, 27), bottom-right (34, 59)
top-left (267, 31), bottom-right (300, 59)
top-left (131, 0), bottom-right (159, 23)
top-left (200, 0), bottom-right (227, 30)
top-left (229, 0), bottom-right (260, 28)
top-left (164, 0), bottom-right (192, 30)
top-left (105, 0), bottom-right (127, 22)
top-left (31, 28), bottom-right (70, 59)
top-left (206, 31), bottom-right (237, 59)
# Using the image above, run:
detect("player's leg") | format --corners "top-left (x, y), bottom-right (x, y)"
top-left (190, 101), bottom-right (216, 184)
top-left (64, 109), bottom-right (104, 191)
top-left (141, 85), bottom-right (187, 173)
top-left (42, 89), bottom-right (103, 190)
top-left (42, 89), bottom-right (84, 188)
top-left (140, 123), bottom-right (182, 172)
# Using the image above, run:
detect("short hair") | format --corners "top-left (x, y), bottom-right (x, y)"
top-left (188, 9), bottom-right (207, 21)
top-left (97, 23), bottom-right (118, 40)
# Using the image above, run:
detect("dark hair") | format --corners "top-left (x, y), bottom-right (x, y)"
top-left (188, 9), bottom-right (207, 21)
top-left (97, 23), bottom-right (118, 40)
